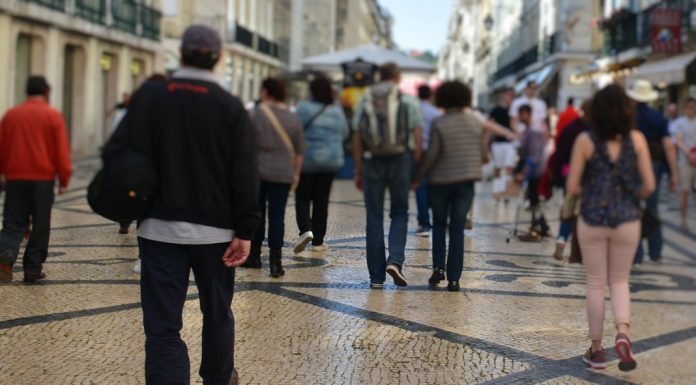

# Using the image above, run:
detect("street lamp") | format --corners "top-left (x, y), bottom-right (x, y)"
top-left (484, 14), bottom-right (494, 31)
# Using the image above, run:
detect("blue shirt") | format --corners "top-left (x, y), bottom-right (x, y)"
top-left (420, 101), bottom-right (442, 150)
top-left (636, 103), bottom-right (669, 142)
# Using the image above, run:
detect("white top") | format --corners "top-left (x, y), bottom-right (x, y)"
top-left (138, 219), bottom-right (234, 245)
top-left (137, 67), bottom-right (234, 246)
top-left (509, 96), bottom-right (548, 133)
top-left (674, 116), bottom-right (696, 165)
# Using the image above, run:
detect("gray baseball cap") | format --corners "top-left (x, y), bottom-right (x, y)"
top-left (181, 25), bottom-right (222, 55)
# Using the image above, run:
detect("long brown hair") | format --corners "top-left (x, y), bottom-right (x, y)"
top-left (589, 84), bottom-right (635, 140)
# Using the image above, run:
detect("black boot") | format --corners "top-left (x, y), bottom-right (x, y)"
top-left (269, 248), bottom-right (285, 278)
top-left (241, 247), bottom-right (262, 268)
top-left (428, 269), bottom-right (445, 286)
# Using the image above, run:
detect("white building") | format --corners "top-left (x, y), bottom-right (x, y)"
top-left (0, 0), bottom-right (163, 154)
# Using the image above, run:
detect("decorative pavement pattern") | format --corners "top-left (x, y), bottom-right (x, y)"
top-left (1, 157), bottom-right (695, 385)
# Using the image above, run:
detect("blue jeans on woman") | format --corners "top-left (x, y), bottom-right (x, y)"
top-left (429, 182), bottom-right (475, 282)
top-left (252, 180), bottom-right (291, 250)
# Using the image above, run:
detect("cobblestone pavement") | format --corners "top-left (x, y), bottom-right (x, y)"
top-left (1, 158), bottom-right (695, 385)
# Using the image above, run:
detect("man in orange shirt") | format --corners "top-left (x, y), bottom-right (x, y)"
top-left (0, 76), bottom-right (72, 283)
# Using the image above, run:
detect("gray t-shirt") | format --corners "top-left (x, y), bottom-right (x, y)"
top-left (252, 105), bottom-right (306, 184)
top-left (674, 116), bottom-right (696, 165)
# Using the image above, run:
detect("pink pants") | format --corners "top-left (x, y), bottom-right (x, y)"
top-left (578, 218), bottom-right (641, 340)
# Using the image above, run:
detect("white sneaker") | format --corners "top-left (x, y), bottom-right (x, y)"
top-left (293, 231), bottom-right (314, 254)
top-left (312, 244), bottom-right (328, 252)
top-left (133, 259), bottom-right (142, 274)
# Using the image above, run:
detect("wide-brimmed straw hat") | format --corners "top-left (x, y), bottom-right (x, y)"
top-left (627, 80), bottom-right (659, 103)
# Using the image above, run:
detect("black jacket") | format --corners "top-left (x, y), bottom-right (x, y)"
top-left (105, 76), bottom-right (260, 240)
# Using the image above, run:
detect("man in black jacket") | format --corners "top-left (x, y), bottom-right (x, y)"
top-left (106, 25), bottom-right (259, 385)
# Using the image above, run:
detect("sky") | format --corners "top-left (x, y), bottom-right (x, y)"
top-left (379, 0), bottom-right (453, 54)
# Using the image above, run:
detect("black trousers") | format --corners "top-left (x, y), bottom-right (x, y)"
top-left (295, 172), bottom-right (335, 245)
top-left (0, 181), bottom-right (54, 274)
top-left (140, 238), bottom-right (236, 385)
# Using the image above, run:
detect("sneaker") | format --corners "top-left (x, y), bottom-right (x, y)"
top-left (0, 263), bottom-right (12, 283)
top-left (415, 226), bottom-right (430, 237)
top-left (615, 333), bottom-right (637, 372)
top-left (582, 347), bottom-right (607, 369)
top-left (428, 269), bottom-right (445, 286)
top-left (293, 231), bottom-right (314, 254)
top-left (369, 282), bottom-right (384, 290)
top-left (23, 272), bottom-right (47, 283)
top-left (386, 264), bottom-right (408, 287)
top-left (312, 244), bottom-right (328, 252)
top-left (553, 241), bottom-right (565, 261)
top-left (133, 259), bottom-right (142, 274)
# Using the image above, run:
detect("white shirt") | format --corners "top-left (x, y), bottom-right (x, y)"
top-left (674, 116), bottom-right (696, 165)
top-left (509, 96), bottom-right (548, 133)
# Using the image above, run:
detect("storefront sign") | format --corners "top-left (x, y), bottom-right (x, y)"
top-left (652, 9), bottom-right (682, 54)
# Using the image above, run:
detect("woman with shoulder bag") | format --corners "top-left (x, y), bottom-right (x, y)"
top-left (566, 84), bottom-right (655, 371)
top-left (292, 78), bottom-right (350, 253)
top-left (243, 78), bottom-right (306, 277)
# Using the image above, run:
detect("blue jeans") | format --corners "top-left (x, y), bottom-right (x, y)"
top-left (363, 153), bottom-right (412, 284)
top-left (415, 180), bottom-right (431, 228)
top-left (634, 162), bottom-right (667, 263)
top-left (140, 239), bottom-right (236, 385)
top-left (559, 222), bottom-right (573, 242)
top-left (253, 180), bottom-right (291, 250)
top-left (429, 182), bottom-right (475, 282)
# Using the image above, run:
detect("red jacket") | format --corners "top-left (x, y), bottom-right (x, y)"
top-left (555, 106), bottom-right (579, 140)
top-left (0, 98), bottom-right (72, 188)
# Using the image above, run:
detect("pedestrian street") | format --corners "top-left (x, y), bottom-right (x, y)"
top-left (1, 157), bottom-right (695, 385)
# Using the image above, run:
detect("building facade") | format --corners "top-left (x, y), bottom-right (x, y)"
top-left (162, 0), bottom-right (287, 103)
top-left (488, 0), bottom-right (603, 110)
top-left (593, 0), bottom-right (696, 108)
top-left (0, 0), bottom-right (163, 154)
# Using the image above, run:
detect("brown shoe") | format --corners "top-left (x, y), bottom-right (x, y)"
top-left (0, 263), bottom-right (12, 283)
top-left (518, 231), bottom-right (542, 242)
top-left (23, 272), bottom-right (47, 283)
top-left (119, 226), bottom-right (129, 235)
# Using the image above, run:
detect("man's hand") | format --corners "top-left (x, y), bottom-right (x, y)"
top-left (514, 173), bottom-right (524, 183)
top-left (355, 174), bottom-right (363, 191)
top-left (58, 186), bottom-right (68, 195)
top-left (222, 238), bottom-right (251, 268)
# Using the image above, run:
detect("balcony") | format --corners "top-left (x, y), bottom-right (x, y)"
top-left (493, 44), bottom-right (538, 82)
top-left (19, 0), bottom-right (161, 41)
top-left (235, 24), bottom-right (254, 48)
top-left (111, 0), bottom-right (137, 34)
top-left (140, 5), bottom-right (161, 40)
top-left (76, 0), bottom-right (106, 24)
top-left (24, 0), bottom-right (65, 11)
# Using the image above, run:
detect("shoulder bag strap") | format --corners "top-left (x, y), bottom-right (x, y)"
top-left (260, 104), bottom-right (295, 156)
top-left (303, 105), bottom-right (329, 130)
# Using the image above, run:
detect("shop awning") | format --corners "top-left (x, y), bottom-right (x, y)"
top-left (628, 52), bottom-right (696, 87)
top-left (302, 44), bottom-right (436, 73)
top-left (514, 64), bottom-right (558, 94)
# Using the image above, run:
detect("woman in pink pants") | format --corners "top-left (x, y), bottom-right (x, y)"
top-left (566, 84), bottom-right (655, 371)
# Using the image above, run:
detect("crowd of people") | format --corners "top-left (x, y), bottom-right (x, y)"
top-left (1, 24), bottom-right (695, 384)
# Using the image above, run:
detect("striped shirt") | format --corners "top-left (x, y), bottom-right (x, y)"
top-left (417, 109), bottom-right (485, 184)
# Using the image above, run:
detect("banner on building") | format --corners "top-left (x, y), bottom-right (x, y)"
top-left (652, 9), bottom-right (682, 54)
